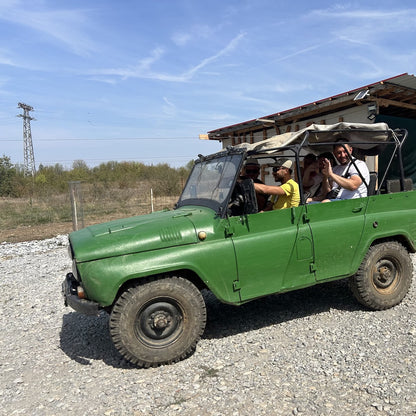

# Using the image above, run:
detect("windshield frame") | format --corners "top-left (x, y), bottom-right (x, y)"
top-left (176, 148), bottom-right (245, 216)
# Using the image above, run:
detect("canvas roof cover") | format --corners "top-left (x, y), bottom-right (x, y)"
top-left (235, 122), bottom-right (393, 156)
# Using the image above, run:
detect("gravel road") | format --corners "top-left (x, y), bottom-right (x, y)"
top-left (1, 236), bottom-right (415, 416)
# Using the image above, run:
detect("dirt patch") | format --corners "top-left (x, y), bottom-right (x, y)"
top-left (0, 213), bottom-right (137, 243)
top-left (0, 222), bottom-right (74, 243)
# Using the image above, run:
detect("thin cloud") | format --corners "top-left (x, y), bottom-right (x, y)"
top-left (138, 47), bottom-right (165, 72)
top-left (163, 97), bottom-right (175, 107)
top-left (309, 6), bottom-right (416, 36)
top-left (303, 6), bottom-right (416, 60)
top-left (343, 55), bottom-right (384, 79)
top-left (0, 49), bottom-right (16, 66)
top-left (162, 96), bottom-right (176, 117)
top-left (171, 25), bottom-right (216, 47)
top-left (336, 13), bottom-right (415, 46)
top-left (274, 39), bottom-right (337, 63)
top-left (182, 32), bottom-right (245, 79)
top-left (312, 8), bottom-right (416, 20)
top-left (336, 35), bottom-right (372, 47)
top-left (171, 32), bottom-right (192, 46)
top-left (95, 32), bottom-right (246, 83)
top-left (0, 2), bottom-right (97, 56)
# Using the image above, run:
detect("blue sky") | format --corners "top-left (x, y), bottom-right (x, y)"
top-left (0, 0), bottom-right (415, 168)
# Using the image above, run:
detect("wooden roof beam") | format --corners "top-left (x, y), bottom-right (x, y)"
top-left (375, 97), bottom-right (416, 111)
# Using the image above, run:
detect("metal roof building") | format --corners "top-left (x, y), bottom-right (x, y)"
top-left (203, 73), bottom-right (416, 185)
top-left (206, 73), bottom-right (416, 148)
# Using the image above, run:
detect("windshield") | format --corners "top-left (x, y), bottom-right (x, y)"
top-left (177, 153), bottom-right (243, 213)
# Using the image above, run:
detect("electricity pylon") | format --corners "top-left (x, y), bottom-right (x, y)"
top-left (17, 102), bottom-right (36, 176)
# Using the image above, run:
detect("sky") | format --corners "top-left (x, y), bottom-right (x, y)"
top-left (0, 0), bottom-right (416, 169)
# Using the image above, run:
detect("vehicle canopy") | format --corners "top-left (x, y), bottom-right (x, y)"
top-left (177, 122), bottom-right (409, 217)
top-left (235, 122), bottom-right (394, 155)
top-left (235, 121), bottom-right (408, 196)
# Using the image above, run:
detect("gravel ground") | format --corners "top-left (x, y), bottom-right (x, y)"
top-left (1, 236), bottom-right (415, 416)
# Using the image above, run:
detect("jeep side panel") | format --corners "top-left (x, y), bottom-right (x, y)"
top-left (360, 191), bottom-right (416, 258)
top-left (228, 205), bottom-right (315, 301)
top-left (304, 198), bottom-right (369, 281)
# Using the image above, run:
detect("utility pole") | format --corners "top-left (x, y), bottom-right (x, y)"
top-left (17, 102), bottom-right (36, 176)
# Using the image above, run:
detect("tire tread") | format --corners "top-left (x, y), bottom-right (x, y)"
top-left (109, 276), bottom-right (206, 367)
top-left (349, 241), bottom-right (412, 310)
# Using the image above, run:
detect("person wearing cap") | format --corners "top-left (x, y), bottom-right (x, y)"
top-left (254, 158), bottom-right (300, 210)
top-left (240, 158), bottom-right (269, 210)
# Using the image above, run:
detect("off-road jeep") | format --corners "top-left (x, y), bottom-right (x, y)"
top-left (63, 122), bottom-right (415, 367)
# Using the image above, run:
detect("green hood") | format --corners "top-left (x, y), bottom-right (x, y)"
top-left (70, 208), bottom-right (201, 262)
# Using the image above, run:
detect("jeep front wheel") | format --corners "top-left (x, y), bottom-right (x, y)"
top-left (349, 241), bottom-right (413, 310)
top-left (110, 276), bottom-right (207, 367)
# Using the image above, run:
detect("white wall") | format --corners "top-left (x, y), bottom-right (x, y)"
top-left (220, 105), bottom-right (376, 184)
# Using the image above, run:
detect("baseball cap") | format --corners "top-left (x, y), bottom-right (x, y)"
top-left (271, 158), bottom-right (293, 170)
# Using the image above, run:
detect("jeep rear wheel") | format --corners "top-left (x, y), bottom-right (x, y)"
top-left (349, 241), bottom-right (413, 310)
top-left (110, 276), bottom-right (206, 367)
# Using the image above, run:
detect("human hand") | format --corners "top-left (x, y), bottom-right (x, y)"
top-left (320, 158), bottom-right (332, 177)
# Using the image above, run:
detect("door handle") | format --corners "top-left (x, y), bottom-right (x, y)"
top-left (352, 205), bottom-right (364, 213)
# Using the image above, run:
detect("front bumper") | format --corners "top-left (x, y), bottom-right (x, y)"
top-left (62, 273), bottom-right (100, 316)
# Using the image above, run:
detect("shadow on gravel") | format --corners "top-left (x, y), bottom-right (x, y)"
top-left (59, 278), bottom-right (362, 368)
top-left (203, 278), bottom-right (363, 340)
top-left (60, 312), bottom-right (136, 369)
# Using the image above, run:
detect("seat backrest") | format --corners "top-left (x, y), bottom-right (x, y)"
top-left (368, 171), bottom-right (377, 196)
top-left (386, 178), bottom-right (414, 193)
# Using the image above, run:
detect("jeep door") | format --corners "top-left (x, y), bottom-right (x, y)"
top-left (227, 205), bottom-right (315, 301)
top-left (305, 198), bottom-right (368, 280)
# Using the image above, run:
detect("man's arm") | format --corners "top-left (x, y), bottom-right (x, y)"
top-left (320, 175), bottom-right (331, 196)
top-left (329, 172), bottom-right (362, 191)
top-left (322, 159), bottom-right (362, 191)
top-left (254, 182), bottom-right (286, 196)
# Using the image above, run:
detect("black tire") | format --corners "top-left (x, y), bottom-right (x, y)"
top-left (110, 276), bottom-right (206, 367)
top-left (349, 241), bottom-right (413, 310)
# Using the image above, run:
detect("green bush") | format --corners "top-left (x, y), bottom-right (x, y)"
top-left (2, 157), bottom-right (193, 198)
top-left (0, 155), bottom-right (18, 196)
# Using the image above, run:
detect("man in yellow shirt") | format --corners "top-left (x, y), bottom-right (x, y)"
top-left (254, 159), bottom-right (300, 210)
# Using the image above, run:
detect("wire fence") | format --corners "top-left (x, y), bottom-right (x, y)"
top-left (69, 182), bottom-right (179, 230)
top-left (0, 183), bottom-right (180, 232)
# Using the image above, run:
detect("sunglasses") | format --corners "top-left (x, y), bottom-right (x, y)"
top-left (272, 166), bottom-right (285, 172)
top-left (245, 168), bottom-right (260, 174)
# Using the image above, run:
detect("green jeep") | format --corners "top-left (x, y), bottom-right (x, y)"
top-left (62, 122), bottom-right (415, 367)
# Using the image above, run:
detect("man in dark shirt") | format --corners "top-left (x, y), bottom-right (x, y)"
top-left (240, 158), bottom-right (269, 210)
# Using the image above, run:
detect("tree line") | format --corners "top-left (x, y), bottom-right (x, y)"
top-left (0, 155), bottom-right (193, 198)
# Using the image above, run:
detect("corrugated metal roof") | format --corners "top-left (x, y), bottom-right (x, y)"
top-left (387, 73), bottom-right (416, 90)
top-left (208, 73), bottom-right (416, 138)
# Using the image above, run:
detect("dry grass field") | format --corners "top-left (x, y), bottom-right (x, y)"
top-left (0, 185), bottom-right (178, 243)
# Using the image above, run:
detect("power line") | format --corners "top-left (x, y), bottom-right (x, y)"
top-left (0, 136), bottom-right (199, 142)
top-left (36, 155), bottom-right (194, 164)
